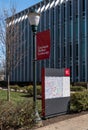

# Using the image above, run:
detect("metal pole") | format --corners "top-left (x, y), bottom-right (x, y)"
top-left (33, 29), bottom-right (37, 106)
top-left (32, 25), bottom-right (41, 122)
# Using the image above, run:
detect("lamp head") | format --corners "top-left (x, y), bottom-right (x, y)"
top-left (28, 8), bottom-right (40, 26)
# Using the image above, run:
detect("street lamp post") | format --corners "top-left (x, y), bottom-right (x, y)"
top-left (28, 9), bottom-right (41, 123)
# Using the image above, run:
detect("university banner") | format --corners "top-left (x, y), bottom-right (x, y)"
top-left (36, 30), bottom-right (50, 60)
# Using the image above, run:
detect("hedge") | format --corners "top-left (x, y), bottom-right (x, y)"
top-left (25, 85), bottom-right (41, 96)
top-left (70, 85), bottom-right (86, 92)
top-left (0, 100), bottom-right (35, 130)
top-left (70, 90), bottom-right (88, 112)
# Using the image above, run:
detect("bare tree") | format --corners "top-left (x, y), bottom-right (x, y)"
top-left (0, 11), bottom-right (6, 76)
top-left (0, 7), bottom-right (18, 101)
top-left (0, 7), bottom-right (28, 101)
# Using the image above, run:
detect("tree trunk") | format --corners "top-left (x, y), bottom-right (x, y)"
top-left (7, 74), bottom-right (10, 101)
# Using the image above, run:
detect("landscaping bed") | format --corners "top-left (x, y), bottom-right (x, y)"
top-left (0, 85), bottom-right (88, 129)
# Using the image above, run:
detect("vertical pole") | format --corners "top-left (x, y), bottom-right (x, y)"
top-left (33, 31), bottom-right (37, 108)
top-left (32, 25), bottom-right (41, 122)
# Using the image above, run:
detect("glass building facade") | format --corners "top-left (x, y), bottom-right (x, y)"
top-left (6, 0), bottom-right (88, 83)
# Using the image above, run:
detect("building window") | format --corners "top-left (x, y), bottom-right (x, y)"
top-left (63, 45), bottom-right (66, 58)
top-left (75, 0), bottom-right (78, 17)
top-left (70, 43), bottom-right (72, 58)
top-left (82, 0), bottom-right (85, 16)
top-left (64, 3), bottom-right (66, 21)
top-left (69, 1), bottom-right (72, 19)
top-left (75, 18), bottom-right (78, 39)
top-left (41, 12), bottom-right (44, 30)
top-left (81, 19), bottom-right (85, 36)
top-left (75, 43), bottom-right (78, 59)
top-left (82, 64), bottom-right (85, 81)
top-left (70, 66), bottom-right (72, 77)
top-left (76, 64), bottom-right (78, 77)
top-left (68, 20), bottom-right (72, 41)
top-left (57, 6), bottom-right (60, 24)
top-left (46, 10), bottom-right (49, 29)
top-left (64, 22), bottom-right (66, 39)
top-left (81, 37), bottom-right (85, 61)
top-left (82, 0), bottom-right (85, 12)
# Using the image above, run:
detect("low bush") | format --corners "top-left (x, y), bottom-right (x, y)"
top-left (70, 90), bottom-right (88, 112)
top-left (37, 85), bottom-right (42, 95)
top-left (26, 85), bottom-right (33, 96)
top-left (0, 100), bottom-right (35, 130)
top-left (10, 85), bottom-right (42, 96)
top-left (73, 82), bottom-right (87, 88)
top-left (70, 85), bottom-right (86, 91)
top-left (0, 81), bottom-right (7, 87)
top-left (26, 85), bottom-right (41, 96)
top-left (10, 85), bottom-right (20, 92)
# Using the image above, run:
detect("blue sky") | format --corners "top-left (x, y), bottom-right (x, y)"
top-left (0, 0), bottom-right (42, 13)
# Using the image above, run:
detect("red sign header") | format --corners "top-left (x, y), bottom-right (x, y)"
top-left (64, 68), bottom-right (70, 76)
top-left (36, 30), bottom-right (50, 60)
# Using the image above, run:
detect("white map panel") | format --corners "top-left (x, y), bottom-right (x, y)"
top-left (45, 76), bottom-right (70, 99)
top-left (63, 77), bottom-right (70, 97)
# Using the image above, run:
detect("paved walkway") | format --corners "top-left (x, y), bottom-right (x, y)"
top-left (36, 114), bottom-right (88, 130)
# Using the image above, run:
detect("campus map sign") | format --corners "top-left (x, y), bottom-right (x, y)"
top-left (42, 68), bottom-right (70, 118)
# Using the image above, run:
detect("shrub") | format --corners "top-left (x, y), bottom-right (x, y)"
top-left (70, 90), bottom-right (88, 112)
top-left (20, 86), bottom-right (27, 93)
top-left (10, 85), bottom-right (20, 92)
top-left (26, 85), bottom-right (42, 96)
top-left (0, 100), bottom-right (35, 129)
top-left (73, 82), bottom-right (87, 88)
top-left (26, 85), bottom-right (33, 96)
top-left (70, 85), bottom-right (85, 92)
top-left (37, 85), bottom-right (41, 96)
top-left (0, 81), bottom-right (7, 87)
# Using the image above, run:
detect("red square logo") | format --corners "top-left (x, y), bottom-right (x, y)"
top-left (65, 68), bottom-right (70, 76)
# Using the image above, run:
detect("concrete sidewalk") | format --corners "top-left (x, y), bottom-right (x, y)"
top-left (36, 114), bottom-right (88, 130)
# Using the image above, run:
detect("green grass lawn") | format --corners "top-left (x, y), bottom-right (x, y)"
top-left (0, 89), bottom-right (32, 102)
top-left (0, 89), bottom-right (42, 112)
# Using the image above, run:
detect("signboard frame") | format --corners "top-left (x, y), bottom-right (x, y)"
top-left (42, 68), bottom-right (70, 118)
